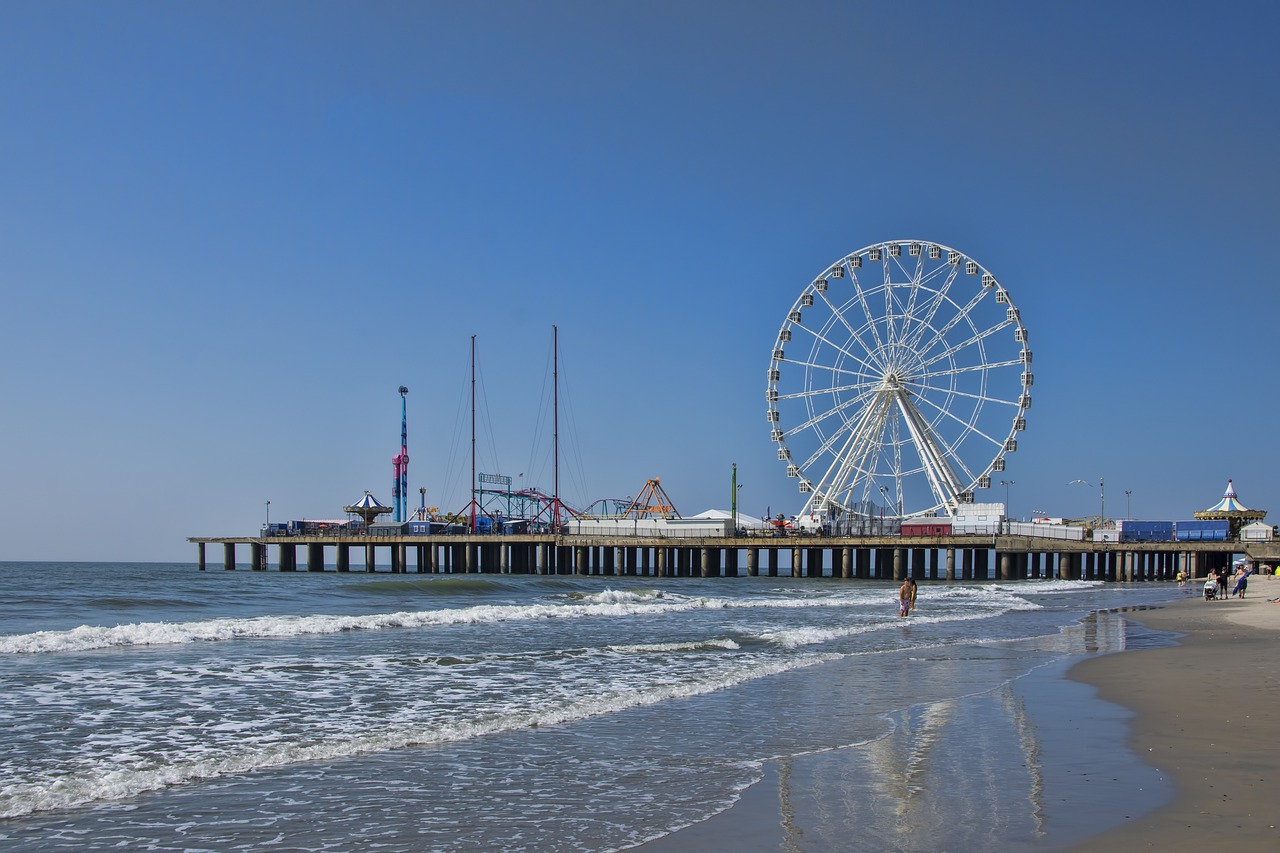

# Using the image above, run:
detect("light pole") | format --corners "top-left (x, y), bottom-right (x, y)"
top-left (1000, 480), bottom-right (1014, 532)
top-left (1125, 490), bottom-right (1132, 519)
top-left (1068, 478), bottom-right (1106, 525)
top-left (731, 463), bottom-right (738, 533)
top-left (265, 500), bottom-right (270, 527)
top-left (879, 486), bottom-right (888, 534)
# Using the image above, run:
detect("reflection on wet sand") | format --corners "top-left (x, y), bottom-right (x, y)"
top-left (769, 612), bottom-right (1137, 851)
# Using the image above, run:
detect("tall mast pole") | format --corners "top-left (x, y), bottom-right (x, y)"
top-left (553, 325), bottom-right (560, 532)
top-left (471, 335), bottom-right (477, 534)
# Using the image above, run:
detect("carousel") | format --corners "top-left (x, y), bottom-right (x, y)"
top-left (344, 491), bottom-right (393, 528)
top-left (1193, 479), bottom-right (1267, 538)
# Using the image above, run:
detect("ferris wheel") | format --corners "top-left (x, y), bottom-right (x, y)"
top-left (767, 240), bottom-right (1031, 522)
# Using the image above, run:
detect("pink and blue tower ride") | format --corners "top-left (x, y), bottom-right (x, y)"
top-left (393, 386), bottom-right (409, 523)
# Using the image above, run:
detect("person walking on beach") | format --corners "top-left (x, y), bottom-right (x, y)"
top-left (1233, 568), bottom-right (1250, 599)
top-left (1217, 568), bottom-right (1229, 602)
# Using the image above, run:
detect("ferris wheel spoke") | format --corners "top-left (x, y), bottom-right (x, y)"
top-left (911, 390), bottom-right (1008, 460)
top-left (786, 386), bottom-right (879, 439)
top-left (845, 266), bottom-right (888, 355)
top-left (916, 321), bottom-right (1017, 373)
top-left (778, 377), bottom-right (880, 402)
top-left (780, 354), bottom-right (879, 385)
top-left (910, 379), bottom-right (1022, 409)
top-left (812, 289), bottom-right (885, 372)
top-left (908, 287), bottom-right (991, 362)
top-left (789, 320), bottom-right (886, 377)
top-left (914, 358), bottom-right (1023, 383)
top-left (901, 266), bottom-right (962, 353)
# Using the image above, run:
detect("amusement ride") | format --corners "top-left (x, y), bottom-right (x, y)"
top-left (766, 240), bottom-right (1032, 528)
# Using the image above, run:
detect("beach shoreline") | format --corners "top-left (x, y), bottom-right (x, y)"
top-left (1065, 585), bottom-right (1280, 850)
top-left (636, 582), bottom-right (1280, 852)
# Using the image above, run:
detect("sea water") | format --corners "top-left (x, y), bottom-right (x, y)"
top-left (0, 561), bottom-right (1182, 851)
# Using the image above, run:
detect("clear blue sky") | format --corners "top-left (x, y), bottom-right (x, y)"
top-left (3, 1), bottom-right (1277, 561)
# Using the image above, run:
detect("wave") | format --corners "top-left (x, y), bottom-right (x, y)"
top-left (0, 650), bottom-right (834, 820)
top-left (0, 591), bottom-right (908, 655)
top-left (0, 578), bottom-right (1079, 655)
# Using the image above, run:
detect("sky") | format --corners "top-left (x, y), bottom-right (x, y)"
top-left (2, 1), bottom-right (1278, 562)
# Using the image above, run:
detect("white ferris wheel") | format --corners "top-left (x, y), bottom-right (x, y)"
top-left (767, 240), bottom-right (1031, 522)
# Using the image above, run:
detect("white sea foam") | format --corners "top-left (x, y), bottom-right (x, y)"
top-left (758, 609), bottom-right (1007, 648)
top-left (0, 649), bottom-right (833, 820)
top-left (0, 591), bottom-right (917, 655)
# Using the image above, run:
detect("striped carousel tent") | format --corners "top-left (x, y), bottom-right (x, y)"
top-left (344, 491), bottom-right (393, 527)
top-left (1194, 479), bottom-right (1266, 536)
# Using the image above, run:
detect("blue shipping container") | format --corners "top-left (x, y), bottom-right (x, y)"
top-left (1117, 520), bottom-right (1174, 542)
top-left (1174, 519), bottom-right (1230, 541)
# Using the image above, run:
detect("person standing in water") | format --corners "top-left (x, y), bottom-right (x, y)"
top-left (899, 578), bottom-right (917, 617)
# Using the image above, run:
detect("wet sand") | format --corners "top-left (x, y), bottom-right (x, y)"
top-left (636, 582), bottom-right (1280, 851)
top-left (1066, 584), bottom-right (1280, 850)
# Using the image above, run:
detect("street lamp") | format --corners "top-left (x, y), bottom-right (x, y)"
top-left (1000, 480), bottom-right (1014, 531)
top-left (1068, 478), bottom-right (1106, 525)
top-left (265, 500), bottom-right (271, 527)
top-left (1125, 490), bottom-right (1132, 519)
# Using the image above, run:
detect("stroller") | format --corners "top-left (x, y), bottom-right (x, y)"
top-left (1204, 577), bottom-right (1218, 600)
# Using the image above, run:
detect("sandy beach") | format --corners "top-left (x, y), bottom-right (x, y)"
top-left (1067, 582), bottom-right (1280, 850)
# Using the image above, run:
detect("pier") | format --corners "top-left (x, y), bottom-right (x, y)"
top-left (188, 533), bottom-right (1277, 581)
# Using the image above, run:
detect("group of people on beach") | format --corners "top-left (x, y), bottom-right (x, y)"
top-left (1198, 565), bottom-right (1253, 600)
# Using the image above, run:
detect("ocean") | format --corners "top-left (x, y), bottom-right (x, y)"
top-left (0, 561), bottom-right (1184, 851)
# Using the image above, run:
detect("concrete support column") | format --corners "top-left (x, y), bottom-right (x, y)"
top-left (747, 547), bottom-right (759, 577)
top-left (842, 547), bottom-right (852, 579)
top-left (656, 547), bottom-right (668, 578)
top-left (945, 548), bottom-right (955, 581)
top-left (197, 542), bottom-right (206, 571)
top-left (307, 543), bottom-right (324, 572)
top-left (961, 548), bottom-right (972, 581)
top-left (998, 551), bottom-right (1013, 581)
top-left (1124, 552), bottom-right (1134, 583)
top-left (791, 547), bottom-right (802, 578)
top-left (911, 548), bottom-right (926, 580)
top-left (700, 548), bottom-right (711, 578)
top-left (364, 543), bottom-right (376, 572)
top-left (224, 542), bottom-right (236, 571)
top-left (766, 547), bottom-right (778, 577)
top-left (574, 546), bottom-right (586, 575)
top-left (893, 547), bottom-right (904, 581)
top-left (251, 542), bottom-right (264, 571)
top-left (335, 543), bottom-right (349, 573)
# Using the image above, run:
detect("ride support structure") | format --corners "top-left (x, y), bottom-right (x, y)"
top-left (393, 386), bottom-right (409, 523)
